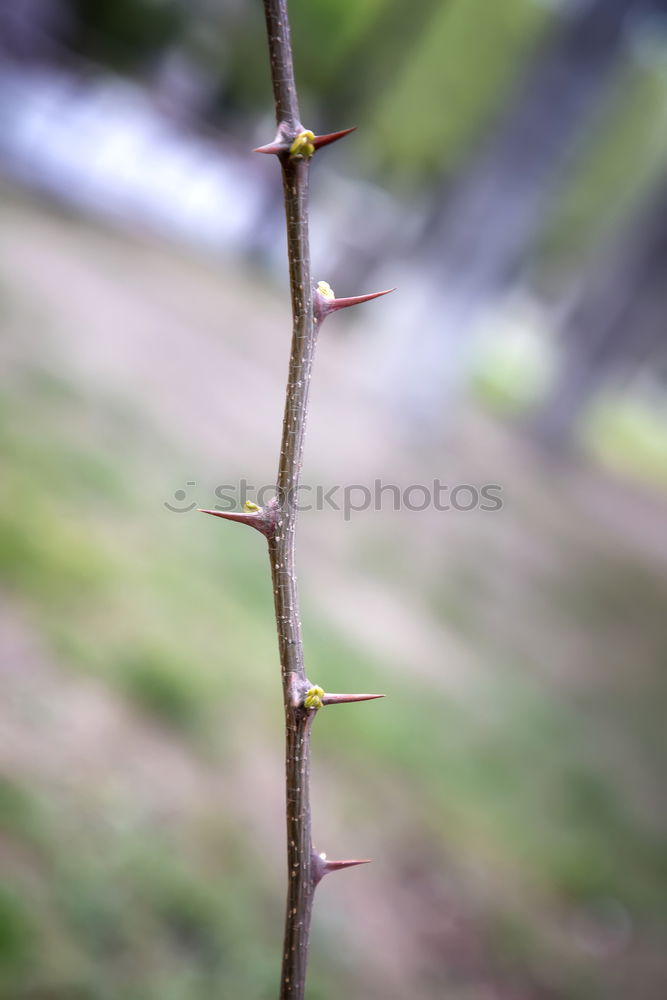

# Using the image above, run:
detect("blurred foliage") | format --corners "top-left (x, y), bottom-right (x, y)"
top-left (2, 0), bottom-right (667, 995)
top-left (69, 0), bottom-right (187, 72)
top-left (1, 194), bottom-right (666, 997)
top-left (52, 0), bottom-right (667, 288)
top-left (540, 45), bottom-right (667, 275)
top-left (585, 395), bottom-right (667, 488)
top-left (369, 0), bottom-right (549, 184)
top-left (62, 0), bottom-right (551, 187)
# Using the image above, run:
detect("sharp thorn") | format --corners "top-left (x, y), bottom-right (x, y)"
top-left (315, 286), bottom-right (396, 323)
top-left (331, 287), bottom-right (396, 310)
top-left (325, 858), bottom-right (372, 873)
top-left (252, 141), bottom-right (287, 155)
top-left (312, 851), bottom-right (372, 884)
top-left (197, 508), bottom-right (275, 538)
top-left (311, 126), bottom-right (357, 150)
top-left (322, 692), bottom-right (385, 705)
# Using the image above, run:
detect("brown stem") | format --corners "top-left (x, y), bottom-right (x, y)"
top-left (201, 1), bottom-right (389, 992)
top-left (278, 706), bottom-right (315, 996)
top-left (262, 2), bottom-right (317, 997)
top-left (262, 0), bottom-right (301, 132)
top-left (258, 3), bottom-right (386, 996)
top-left (271, 155), bottom-right (317, 1000)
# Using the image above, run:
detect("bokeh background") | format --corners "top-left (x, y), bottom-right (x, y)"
top-left (1, 1), bottom-right (667, 998)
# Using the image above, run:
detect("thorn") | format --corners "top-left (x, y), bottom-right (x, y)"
top-left (324, 858), bottom-right (372, 873)
top-left (198, 508), bottom-right (263, 530)
top-left (254, 127), bottom-right (355, 158)
top-left (311, 126), bottom-right (356, 151)
top-left (330, 288), bottom-right (397, 311)
top-left (321, 692), bottom-right (385, 705)
top-left (315, 286), bottom-right (396, 322)
top-left (253, 141), bottom-right (286, 155)
top-left (312, 849), bottom-right (372, 884)
top-left (312, 850), bottom-right (372, 884)
top-left (198, 504), bottom-right (277, 539)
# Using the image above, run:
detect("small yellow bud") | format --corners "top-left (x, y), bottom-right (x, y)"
top-left (244, 501), bottom-right (261, 512)
top-left (289, 130), bottom-right (316, 158)
top-left (304, 685), bottom-right (325, 710)
top-left (316, 280), bottom-right (335, 300)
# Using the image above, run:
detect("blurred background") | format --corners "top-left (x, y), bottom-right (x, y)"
top-left (1, 0), bottom-right (666, 998)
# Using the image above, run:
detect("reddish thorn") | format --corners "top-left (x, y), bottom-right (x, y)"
top-left (325, 858), bottom-right (372, 873)
top-left (322, 692), bottom-right (385, 706)
top-left (252, 141), bottom-right (287, 155)
top-left (331, 288), bottom-right (396, 310)
top-left (315, 287), bottom-right (396, 323)
top-left (311, 127), bottom-right (357, 151)
top-left (198, 508), bottom-right (276, 539)
top-left (254, 128), bottom-right (355, 156)
top-left (312, 852), bottom-right (372, 884)
top-left (198, 508), bottom-right (261, 528)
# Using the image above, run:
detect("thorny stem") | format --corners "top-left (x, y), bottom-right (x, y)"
top-left (253, 2), bottom-right (388, 996)
top-left (262, 1), bottom-right (317, 997)
top-left (198, 2), bottom-right (389, 993)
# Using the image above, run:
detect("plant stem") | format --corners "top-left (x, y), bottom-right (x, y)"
top-left (262, 0), bottom-right (301, 131)
top-left (253, 3), bottom-right (388, 994)
top-left (262, 2), bottom-right (317, 996)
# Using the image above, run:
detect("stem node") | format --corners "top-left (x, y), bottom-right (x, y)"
top-left (254, 127), bottom-right (356, 158)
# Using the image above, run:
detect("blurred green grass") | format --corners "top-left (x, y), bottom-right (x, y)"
top-left (1, 195), bottom-right (666, 999)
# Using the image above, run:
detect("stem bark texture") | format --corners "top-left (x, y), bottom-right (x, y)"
top-left (262, 2), bottom-right (318, 996)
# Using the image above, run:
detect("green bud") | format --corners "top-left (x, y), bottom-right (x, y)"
top-left (290, 130), bottom-right (316, 159)
top-left (304, 685), bottom-right (325, 710)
